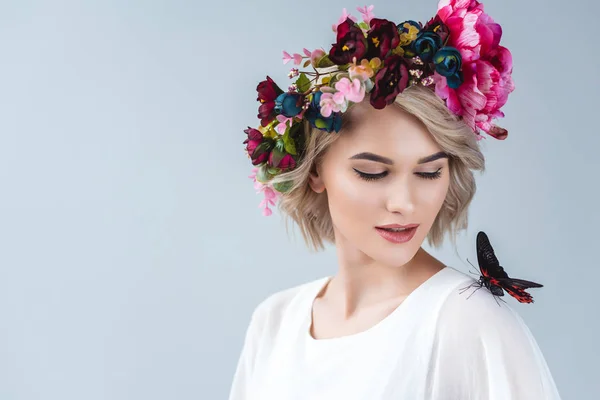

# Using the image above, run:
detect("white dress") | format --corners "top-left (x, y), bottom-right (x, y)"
top-left (228, 266), bottom-right (562, 400)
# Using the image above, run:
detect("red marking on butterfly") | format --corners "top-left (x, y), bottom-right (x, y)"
top-left (460, 231), bottom-right (543, 305)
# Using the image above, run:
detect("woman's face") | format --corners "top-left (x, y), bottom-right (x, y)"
top-left (309, 101), bottom-right (451, 267)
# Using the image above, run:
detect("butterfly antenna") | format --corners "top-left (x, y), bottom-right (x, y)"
top-left (466, 258), bottom-right (479, 276)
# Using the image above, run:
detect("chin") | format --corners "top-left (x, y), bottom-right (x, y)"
top-left (360, 240), bottom-right (421, 268)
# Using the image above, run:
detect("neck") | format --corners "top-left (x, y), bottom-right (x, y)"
top-left (318, 246), bottom-right (445, 319)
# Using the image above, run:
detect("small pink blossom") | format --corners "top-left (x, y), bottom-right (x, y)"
top-left (332, 8), bottom-right (358, 33)
top-left (275, 114), bottom-right (294, 134)
top-left (248, 167), bottom-right (279, 216)
top-left (356, 5), bottom-right (375, 25)
top-left (334, 77), bottom-right (366, 103)
top-left (319, 89), bottom-right (348, 117)
top-left (310, 48), bottom-right (326, 67)
top-left (282, 51), bottom-right (304, 65)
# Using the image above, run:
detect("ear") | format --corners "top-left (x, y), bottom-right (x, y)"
top-left (308, 165), bottom-right (326, 194)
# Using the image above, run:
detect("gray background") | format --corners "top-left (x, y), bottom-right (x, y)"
top-left (0, 0), bottom-right (597, 399)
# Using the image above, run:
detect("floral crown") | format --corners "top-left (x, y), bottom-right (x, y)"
top-left (244, 0), bottom-right (515, 216)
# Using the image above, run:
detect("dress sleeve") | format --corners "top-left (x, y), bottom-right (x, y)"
top-left (227, 305), bottom-right (264, 400)
top-left (427, 282), bottom-right (562, 400)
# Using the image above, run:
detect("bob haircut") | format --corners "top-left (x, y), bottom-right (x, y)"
top-left (268, 84), bottom-right (486, 252)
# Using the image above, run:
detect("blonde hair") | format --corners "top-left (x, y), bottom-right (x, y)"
top-left (268, 85), bottom-right (486, 252)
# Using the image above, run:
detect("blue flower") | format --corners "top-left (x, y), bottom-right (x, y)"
top-left (304, 91), bottom-right (342, 133)
top-left (433, 47), bottom-right (463, 89)
top-left (274, 92), bottom-right (303, 118)
top-left (412, 31), bottom-right (442, 63)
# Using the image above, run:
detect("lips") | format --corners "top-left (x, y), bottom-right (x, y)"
top-left (375, 225), bottom-right (418, 244)
top-left (376, 223), bottom-right (419, 230)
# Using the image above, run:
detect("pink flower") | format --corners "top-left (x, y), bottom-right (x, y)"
top-left (332, 8), bottom-right (358, 33)
top-left (275, 114), bottom-right (294, 135)
top-left (319, 89), bottom-right (348, 117)
top-left (335, 77), bottom-right (366, 103)
top-left (248, 167), bottom-right (279, 216)
top-left (434, 46), bottom-right (514, 139)
top-left (436, 0), bottom-right (502, 63)
top-left (434, 64), bottom-right (485, 134)
top-left (319, 77), bottom-right (367, 117)
top-left (356, 5), bottom-right (375, 25)
top-left (434, 0), bottom-right (514, 139)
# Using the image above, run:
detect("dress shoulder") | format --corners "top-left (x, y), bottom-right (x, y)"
top-left (428, 272), bottom-right (562, 400)
top-left (228, 276), bottom-right (328, 400)
top-left (245, 276), bottom-right (329, 344)
top-left (252, 276), bottom-right (327, 321)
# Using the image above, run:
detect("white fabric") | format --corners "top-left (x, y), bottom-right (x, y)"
top-left (228, 266), bottom-right (561, 400)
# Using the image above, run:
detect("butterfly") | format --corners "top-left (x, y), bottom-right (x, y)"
top-left (460, 231), bottom-right (543, 304)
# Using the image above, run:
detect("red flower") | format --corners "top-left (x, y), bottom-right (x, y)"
top-left (328, 17), bottom-right (368, 65)
top-left (365, 18), bottom-right (400, 59)
top-left (243, 127), bottom-right (274, 165)
top-left (268, 149), bottom-right (296, 170)
top-left (256, 76), bottom-right (284, 127)
top-left (370, 55), bottom-right (410, 109)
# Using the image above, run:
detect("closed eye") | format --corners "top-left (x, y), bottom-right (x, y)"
top-left (353, 168), bottom-right (443, 181)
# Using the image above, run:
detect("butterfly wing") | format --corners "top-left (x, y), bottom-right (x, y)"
top-left (495, 277), bottom-right (543, 303)
top-left (498, 280), bottom-right (535, 303)
top-left (499, 277), bottom-right (544, 289)
top-left (476, 231), bottom-right (509, 280)
top-left (474, 231), bottom-right (544, 303)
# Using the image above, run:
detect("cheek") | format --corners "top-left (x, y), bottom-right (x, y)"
top-left (326, 173), bottom-right (378, 216)
top-left (416, 177), bottom-right (449, 213)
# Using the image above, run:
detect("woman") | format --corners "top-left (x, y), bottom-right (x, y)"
top-left (231, 2), bottom-right (562, 399)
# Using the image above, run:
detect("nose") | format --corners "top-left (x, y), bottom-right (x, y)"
top-left (385, 175), bottom-right (416, 215)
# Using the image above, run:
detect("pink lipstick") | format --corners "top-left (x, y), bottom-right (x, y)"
top-left (375, 224), bottom-right (419, 244)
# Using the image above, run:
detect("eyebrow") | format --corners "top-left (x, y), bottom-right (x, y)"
top-left (348, 151), bottom-right (450, 165)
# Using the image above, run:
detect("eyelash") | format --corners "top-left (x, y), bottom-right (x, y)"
top-left (353, 168), bottom-right (443, 182)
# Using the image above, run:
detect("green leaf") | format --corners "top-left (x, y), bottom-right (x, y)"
top-left (328, 73), bottom-right (343, 85)
top-left (282, 128), bottom-right (297, 155)
top-left (270, 145), bottom-right (286, 168)
top-left (267, 166), bottom-right (281, 175)
top-left (315, 118), bottom-right (327, 129)
top-left (295, 73), bottom-right (311, 92)
top-left (274, 139), bottom-right (285, 151)
top-left (256, 163), bottom-right (271, 183)
top-left (358, 21), bottom-right (369, 31)
top-left (273, 180), bottom-right (294, 193)
top-left (303, 59), bottom-right (311, 68)
top-left (316, 55), bottom-right (335, 68)
top-left (289, 121), bottom-right (302, 137)
top-left (252, 140), bottom-right (273, 158)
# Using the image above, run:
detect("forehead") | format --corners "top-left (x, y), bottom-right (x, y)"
top-left (336, 102), bottom-right (442, 157)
